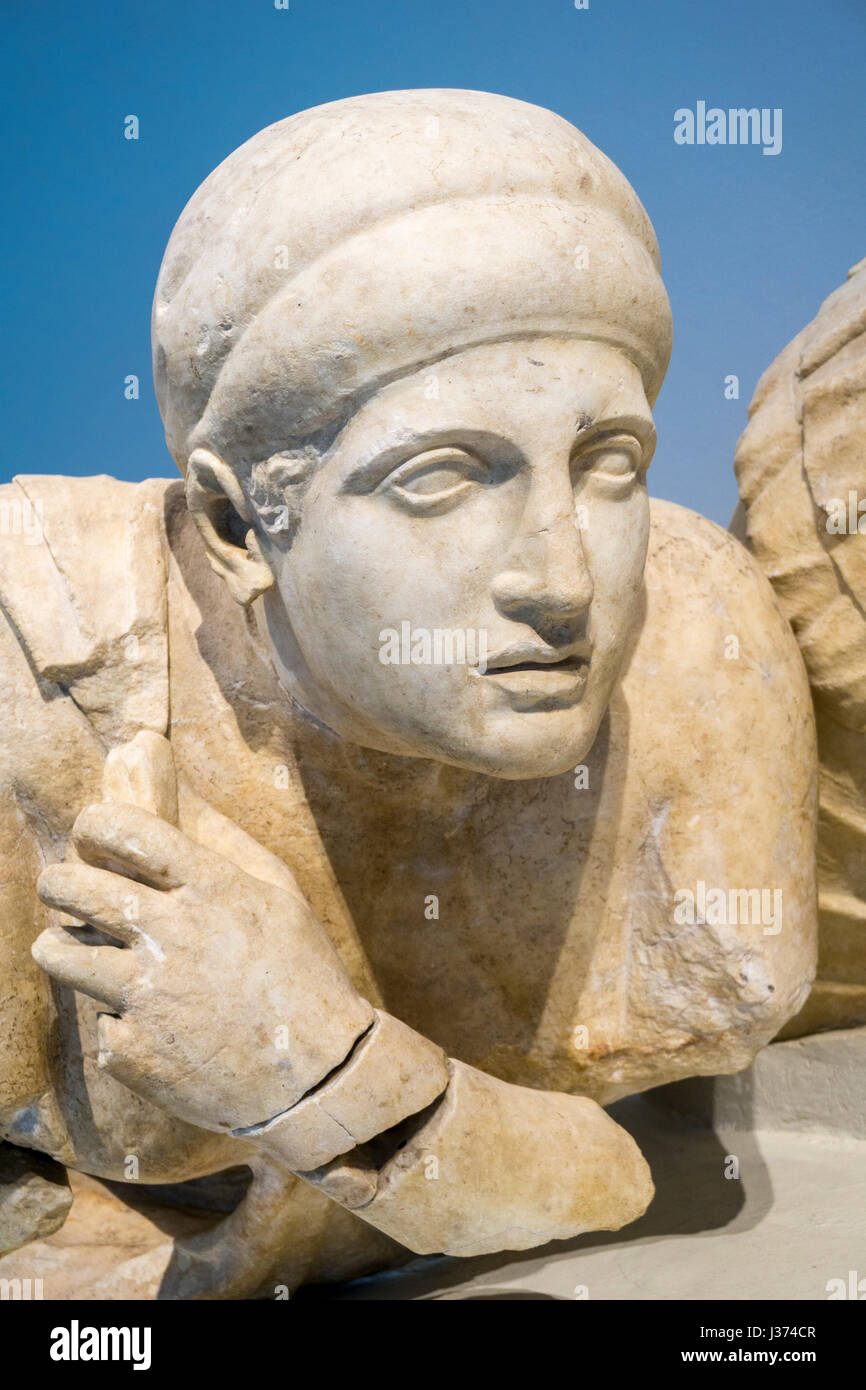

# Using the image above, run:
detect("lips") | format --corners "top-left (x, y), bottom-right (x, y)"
top-left (478, 644), bottom-right (591, 705)
top-left (486, 654), bottom-right (588, 673)
top-left (483, 640), bottom-right (591, 673)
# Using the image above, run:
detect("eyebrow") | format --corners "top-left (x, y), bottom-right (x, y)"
top-left (337, 427), bottom-right (519, 492)
top-left (571, 414), bottom-right (658, 469)
top-left (337, 414), bottom-right (656, 493)
top-left (573, 413), bottom-right (656, 446)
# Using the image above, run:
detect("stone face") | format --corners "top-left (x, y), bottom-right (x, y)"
top-left (734, 259), bottom-right (866, 1036)
top-left (0, 90), bottom-right (823, 1295)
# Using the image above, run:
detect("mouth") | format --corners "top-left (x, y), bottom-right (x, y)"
top-left (478, 646), bottom-right (591, 704)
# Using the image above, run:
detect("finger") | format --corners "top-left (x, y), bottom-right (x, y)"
top-left (102, 731), bottom-right (179, 825)
top-left (72, 802), bottom-right (212, 890)
top-left (32, 925), bottom-right (135, 1012)
top-left (36, 862), bottom-right (170, 949)
top-left (187, 793), bottom-right (307, 901)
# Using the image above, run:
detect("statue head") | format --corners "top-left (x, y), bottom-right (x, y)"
top-left (153, 90), bottom-right (672, 779)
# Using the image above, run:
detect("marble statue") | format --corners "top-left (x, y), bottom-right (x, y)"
top-left (0, 90), bottom-right (823, 1298)
top-left (733, 255), bottom-right (866, 1039)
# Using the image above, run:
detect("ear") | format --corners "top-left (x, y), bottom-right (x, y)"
top-left (185, 448), bottom-right (275, 606)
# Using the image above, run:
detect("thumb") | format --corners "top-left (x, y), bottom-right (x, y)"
top-left (102, 730), bottom-right (179, 826)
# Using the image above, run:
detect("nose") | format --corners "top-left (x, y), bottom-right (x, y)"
top-left (491, 473), bottom-right (593, 634)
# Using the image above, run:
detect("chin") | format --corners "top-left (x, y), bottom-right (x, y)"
top-left (429, 716), bottom-right (603, 782)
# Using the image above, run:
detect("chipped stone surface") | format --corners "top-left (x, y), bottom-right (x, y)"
top-left (0, 1143), bottom-right (72, 1256)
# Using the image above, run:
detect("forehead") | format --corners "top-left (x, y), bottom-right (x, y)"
top-left (325, 338), bottom-right (651, 463)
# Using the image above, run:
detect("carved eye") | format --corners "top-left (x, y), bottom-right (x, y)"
top-left (381, 448), bottom-right (488, 511)
top-left (573, 434), bottom-right (644, 488)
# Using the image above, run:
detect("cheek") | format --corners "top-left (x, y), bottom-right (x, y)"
top-left (293, 493), bottom-right (507, 631)
top-left (582, 492), bottom-right (649, 638)
top-left (279, 509), bottom-right (470, 705)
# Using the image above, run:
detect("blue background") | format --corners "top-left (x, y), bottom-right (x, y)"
top-left (3, 0), bottom-right (864, 523)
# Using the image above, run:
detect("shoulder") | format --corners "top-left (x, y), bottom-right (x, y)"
top-left (0, 475), bottom-right (180, 820)
top-left (0, 474), bottom-right (180, 748)
top-left (633, 496), bottom-right (816, 810)
top-left (641, 497), bottom-right (812, 711)
top-left (610, 498), bottom-right (818, 1061)
top-left (647, 496), bottom-right (798, 630)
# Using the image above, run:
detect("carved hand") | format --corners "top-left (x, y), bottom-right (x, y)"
top-left (32, 735), bottom-right (373, 1134)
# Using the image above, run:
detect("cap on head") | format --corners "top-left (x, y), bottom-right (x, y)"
top-left (152, 89), bottom-right (673, 475)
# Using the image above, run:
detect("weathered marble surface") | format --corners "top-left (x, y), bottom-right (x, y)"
top-left (0, 90), bottom-right (820, 1295)
top-left (734, 257), bottom-right (866, 1037)
top-left (0, 1144), bottom-right (71, 1257)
